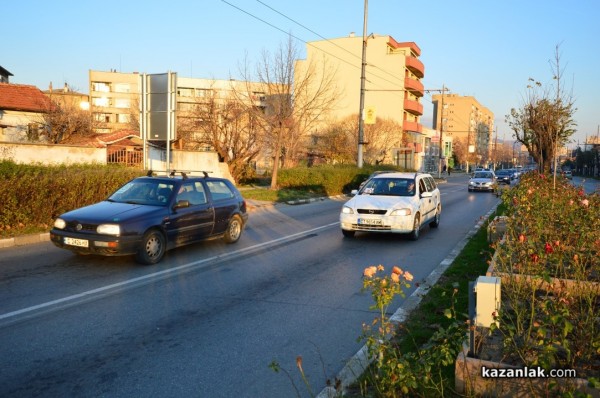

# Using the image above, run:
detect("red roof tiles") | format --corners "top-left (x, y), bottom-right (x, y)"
top-left (0, 83), bottom-right (53, 113)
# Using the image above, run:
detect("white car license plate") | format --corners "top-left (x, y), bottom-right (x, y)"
top-left (358, 218), bottom-right (382, 226)
top-left (64, 237), bottom-right (89, 248)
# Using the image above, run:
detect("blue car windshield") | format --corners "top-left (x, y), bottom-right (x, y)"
top-left (361, 178), bottom-right (416, 196)
top-left (108, 181), bottom-right (176, 206)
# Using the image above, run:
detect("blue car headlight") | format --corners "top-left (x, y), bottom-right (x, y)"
top-left (54, 218), bottom-right (66, 229)
top-left (97, 224), bottom-right (121, 235)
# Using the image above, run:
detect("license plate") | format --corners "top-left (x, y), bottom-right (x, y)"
top-left (64, 237), bottom-right (89, 248)
top-left (358, 218), bottom-right (382, 226)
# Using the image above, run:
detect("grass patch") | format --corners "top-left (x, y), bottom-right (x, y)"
top-left (241, 186), bottom-right (328, 202)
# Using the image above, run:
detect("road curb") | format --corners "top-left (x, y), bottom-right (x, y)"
top-left (286, 195), bottom-right (347, 205)
top-left (0, 232), bottom-right (50, 249)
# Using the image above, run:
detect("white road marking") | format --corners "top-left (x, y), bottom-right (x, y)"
top-left (0, 222), bottom-right (340, 322)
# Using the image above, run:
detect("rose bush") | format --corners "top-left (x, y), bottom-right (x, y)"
top-left (489, 171), bottom-right (599, 392)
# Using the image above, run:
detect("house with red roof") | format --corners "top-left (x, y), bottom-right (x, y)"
top-left (0, 83), bottom-right (52, 142)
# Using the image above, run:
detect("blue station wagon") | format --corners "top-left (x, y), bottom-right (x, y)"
top-left (50, 171), bottom-right (248, 264)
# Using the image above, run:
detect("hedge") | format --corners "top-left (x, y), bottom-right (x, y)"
top-left (0, 161), bottom-right (142, 235)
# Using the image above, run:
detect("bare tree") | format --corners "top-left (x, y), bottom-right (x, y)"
top-left (127, 97), bottom-right (140, 133)
top-left (363, 118), bottom-right (405, 164)
top-left (179, 88), bottom-right (265, 182)
top-left (311, 115), bottom-right (404, 165)
top-left (310, 120), bottom-right (355, 164)
top-left (451, 136), bottom-right (468, 167)
top-left (36, 99), bottom-right (96, 144)
top-left (506, 45), bottom-right (576, 173)
top-left (242, 35), bottom-right (339, 189)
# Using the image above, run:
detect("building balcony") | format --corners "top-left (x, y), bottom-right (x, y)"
top-left (404, 77), bottom-right (425, 97)
top-left (404, 99), bottom-right (423, 116)
top-left (405, 56), bottom-right (425, 78)
top-left (404, 77), bottom-right (424, 97)
top-left (403, 120), bottom-right (422, 134)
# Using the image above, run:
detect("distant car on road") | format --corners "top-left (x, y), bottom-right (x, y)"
top-left (494, 169), bottom-right (514, 184)
top-left (50, 172), bottom-right (248, 265)
top-left (561, 168), bottom-right (573, 179)
top-left (468, 171), bottom-right (497, 192)
top-left (340, 172), bottom-right (441, 240)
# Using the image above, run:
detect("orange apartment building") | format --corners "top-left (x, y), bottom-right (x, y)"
top-left (298, 33), bottom-right (426, 169)
top-left (432, 93), bottom-right (494, 168)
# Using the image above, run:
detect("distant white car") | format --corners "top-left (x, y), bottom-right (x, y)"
top-left (340, 172), bottom-right (441, 240)
top-left (468, 171), bottom-right (497, 192)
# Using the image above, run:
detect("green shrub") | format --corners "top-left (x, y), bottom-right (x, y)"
top-left (0, 161), bottom-right (142, 236)
top-left (277, 164), bottom-right (401, 195)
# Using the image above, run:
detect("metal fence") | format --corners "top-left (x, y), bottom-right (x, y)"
top-left (107, 147), bottom-right (143, 167)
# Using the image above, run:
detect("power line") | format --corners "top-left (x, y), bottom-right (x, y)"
top-left (223, 0), bottom-right (414, 97)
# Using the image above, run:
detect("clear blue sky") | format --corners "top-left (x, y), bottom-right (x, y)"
top-left (4, 0), bottom-right (599, 144)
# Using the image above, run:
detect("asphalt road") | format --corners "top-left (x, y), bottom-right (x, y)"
top-left (0, 173), bottom-right (501, 397)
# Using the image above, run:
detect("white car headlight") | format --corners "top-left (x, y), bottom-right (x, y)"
top-left (390, 208), bottom-right (412, 216)
top-left (341, 206), bottom-right (354, 214)
top-left (97, 224), bottom-right (120, 235)
top-left (54, 218), bottom-right (66, 229)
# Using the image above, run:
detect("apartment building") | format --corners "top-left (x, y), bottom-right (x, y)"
top-left (89, 70), bottom-right (140, 134)
top-left (297, 33), bottom-right (426, 168)
top-left (432, 94), bottom-right (494, 166)
top-left (89, 70), bottom-right (270, 137)
top-left (176, 77), bottom-right (269, 147)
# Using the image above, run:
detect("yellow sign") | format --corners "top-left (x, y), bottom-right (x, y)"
top-left (364, 106), bottom-right (376, 124)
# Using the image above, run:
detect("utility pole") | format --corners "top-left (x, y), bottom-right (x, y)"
top-left (427, 87), bottom-right (450, 177)
top-left (466, 124), bottom-right (471, 173)
top-left (357, 0), bottom-right (368, 168)
top-left (437, 85), bottom-right (448, 178)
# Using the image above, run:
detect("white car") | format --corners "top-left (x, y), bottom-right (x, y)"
top-left (468, 171), bottom-right (496, 192)
top-left (340, 172), bottom-right (441, 240)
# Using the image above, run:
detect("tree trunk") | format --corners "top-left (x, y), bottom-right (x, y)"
top-left (270, 123), bottom-right (283, 190)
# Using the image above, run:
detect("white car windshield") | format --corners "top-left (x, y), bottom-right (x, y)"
top-left (360, 178), bottom-right (416, 196)
top-left (473, 172), bottom-right (493, 179)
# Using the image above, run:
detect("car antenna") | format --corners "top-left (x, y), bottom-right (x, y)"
top-left (146, 170), bottom-right (153, 177)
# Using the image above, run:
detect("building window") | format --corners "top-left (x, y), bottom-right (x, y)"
top-left (196, 88), bottom-right (211, 98)
top-left (92, 97), bottom-right (110, 107)
top-left (117, 114), bottom-right (130, 123)
top-left (92, 82), bottom-right (111, 92)
top-left (252, 91), bottom-right (266, 101)
top-left (114, 83), bottom-right (131, 93)
top-left (94, 113), bottom-right (111, 123)
top-left (27, 123), bottom-right (41, 140)
top-left (114, 98), bottom-right (130, 108)
top-left (179, 102), bottom-right (197, 111)
top-left (178, 88), bottom-right (194, 97)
